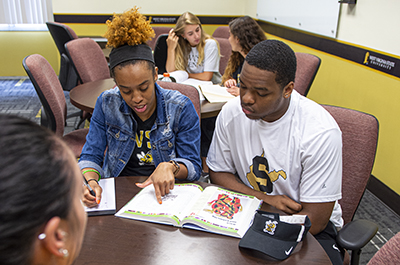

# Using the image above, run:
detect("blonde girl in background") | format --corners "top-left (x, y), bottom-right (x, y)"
top-left (166, 12), bottom-right (221, 84)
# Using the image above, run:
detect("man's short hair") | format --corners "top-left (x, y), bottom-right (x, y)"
top-left (245, 40), bottom-right (297, 88)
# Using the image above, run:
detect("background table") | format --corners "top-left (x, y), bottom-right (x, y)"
top-left (73, 176), bottom-right (332, 265)
top-left (69, 78), bottom-right (226, 119)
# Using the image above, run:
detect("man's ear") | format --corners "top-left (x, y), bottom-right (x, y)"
top-left (283, 81), bottom-right (294, 98)
top-left (40, 217), bottom-right (68, 258)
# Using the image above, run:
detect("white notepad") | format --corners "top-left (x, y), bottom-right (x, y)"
top-left (84, 178), bottom-right (116, 216)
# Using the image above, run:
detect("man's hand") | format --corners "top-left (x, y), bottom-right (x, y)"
top-left (262, 194), bottom-right (303, 214)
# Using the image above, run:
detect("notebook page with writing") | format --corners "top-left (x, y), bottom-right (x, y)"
top-left (84, 178), bottom-right (116, 216)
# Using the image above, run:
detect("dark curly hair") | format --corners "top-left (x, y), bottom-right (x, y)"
top-left (221, 16), bottom-right (266, 84)
top-left (245, 40), bottom-right (297, 89)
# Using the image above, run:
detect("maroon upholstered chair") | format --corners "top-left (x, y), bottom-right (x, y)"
top-left (157, 81), bottom-right (200, 120)
top-left (46, 21), bottom-right (79, 92)
top-left (322, 105), bottom-right (379, 265)
top-left (147, 26), bottom-right (173, 50)
top-left (214, 37), bottom-right (232, 76)
top-left (368, 232), bottom-right (400, 265)
top-left (23, 54), bottom-right (89, 158)
top-left (212, 26), bottom-right (230, 39)
top-left (65, 38), bottom-right (110, 84)
top-left (294, 52), bottom-right (321, 97)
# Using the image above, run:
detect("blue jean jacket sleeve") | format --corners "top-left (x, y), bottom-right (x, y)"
top-left (78, 93), bottom-right (108, 177)
top-left (174, 100), bottom-right (201, 181)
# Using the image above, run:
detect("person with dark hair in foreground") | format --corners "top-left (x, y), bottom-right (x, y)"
top-left (207, 40), bottom-right (344, 264)
top-left (0, 114), bottom-right (87, 265)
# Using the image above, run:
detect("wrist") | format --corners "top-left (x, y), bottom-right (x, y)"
top-left (82, 169), bottom-right (101, 181)
top-left (168, 160), bottom-right (180, 176)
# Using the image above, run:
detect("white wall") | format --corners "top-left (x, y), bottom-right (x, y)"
top-left (337, 0), bottom-right (400, 56)
top-left (52, 0), bottom-right (250, 16)
top-left (52, 0), bottom-right (399, 55)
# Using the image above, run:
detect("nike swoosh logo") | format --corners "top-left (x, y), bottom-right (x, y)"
top-left (285, 246), bottom-right (294, 255)
top-left (332, 244), bottom-right (340, 252)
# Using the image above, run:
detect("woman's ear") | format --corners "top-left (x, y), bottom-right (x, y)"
top-left (154, 67), bottom-right (159, 82)
top-left (40, 217), bottom-right (69, 258)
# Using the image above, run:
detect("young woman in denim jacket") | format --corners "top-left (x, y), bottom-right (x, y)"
top-left (80, 8), bottom-right (201, 206)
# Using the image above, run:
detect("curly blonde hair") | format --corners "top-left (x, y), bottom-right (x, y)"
top-left (104, 7), bottom-right (155, 48)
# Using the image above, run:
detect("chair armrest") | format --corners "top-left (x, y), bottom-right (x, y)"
top-left (337, 219), bottom-right (378, 250)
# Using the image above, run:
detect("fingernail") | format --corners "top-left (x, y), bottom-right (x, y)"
top-left (97, 199), bottom-right (100, 204)
top-left (158, 200), bottom-right (162, 204)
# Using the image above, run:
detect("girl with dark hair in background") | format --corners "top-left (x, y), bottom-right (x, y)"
top-left (222, 16), bottom-right (267, 96)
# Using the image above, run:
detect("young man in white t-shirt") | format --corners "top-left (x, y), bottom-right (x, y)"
top-left (207, 40), bottom-right (344, 264)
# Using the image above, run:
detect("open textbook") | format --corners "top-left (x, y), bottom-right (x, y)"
top-left (115, 183), bottom-right (262, 238)
top-left (198, 84), bottom-right (235, 103)
top-left (84, 178), bottom-right (116, 216)
top-left (159, 70), bottom-right (235, 103)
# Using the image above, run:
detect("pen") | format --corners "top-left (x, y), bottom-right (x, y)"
top-left (83, 175), bottom-right (96, 197)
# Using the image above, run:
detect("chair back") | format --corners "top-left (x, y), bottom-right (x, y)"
top-left (154, 34), bottom-right (169, 75)
top-left (215, 37), bottom-right (232, 76)
top-left (65, 38), bottom-right (110, 83)
top-left (294, 52), bottom-right (321, 96)
top-left (322, 105), bottom-right (379, 225)
top-left (157, 81), bottom-right (201, 119)
top-left (23, 54), bottom-right (67, 136)
top-left (46, 21), bottom-right (79, 91)
top-left (46, 22), bottom-right (78, 55)
top-left (368, 232), bottom-right (400, 265)
top-left (147, 27), bottom-right (173, 50)
top-left (212, 26), bottom-right (230, 39)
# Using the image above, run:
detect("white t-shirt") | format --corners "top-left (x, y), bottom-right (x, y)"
top-left (187, 39), bottom-right (221, 84)
top-left (207, 90), bottom-right (343, 228)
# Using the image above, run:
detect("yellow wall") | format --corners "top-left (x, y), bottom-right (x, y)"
top-left (1, 31), bottom-right (59, 76)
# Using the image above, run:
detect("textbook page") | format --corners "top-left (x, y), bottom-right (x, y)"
top-left (181, 186), bottom-right (262, 238)
top-left (199, 85), bottom-right (235, 103)
top-left (84, 178), bottom-right (116, 216)
top-left (115, 183), bottom-right (203, 226)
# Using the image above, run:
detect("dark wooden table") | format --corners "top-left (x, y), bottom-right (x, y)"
top-left (69, 78), bottom-right (225, 118)
top-left (73, 176), bottom-right (332, 265)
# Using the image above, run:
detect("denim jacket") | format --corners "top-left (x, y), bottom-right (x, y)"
top-left (78, 83), bottom-right (201, 181)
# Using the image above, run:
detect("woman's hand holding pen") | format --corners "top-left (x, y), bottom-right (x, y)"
top-left (82, 171), bottom-right (103, 208)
